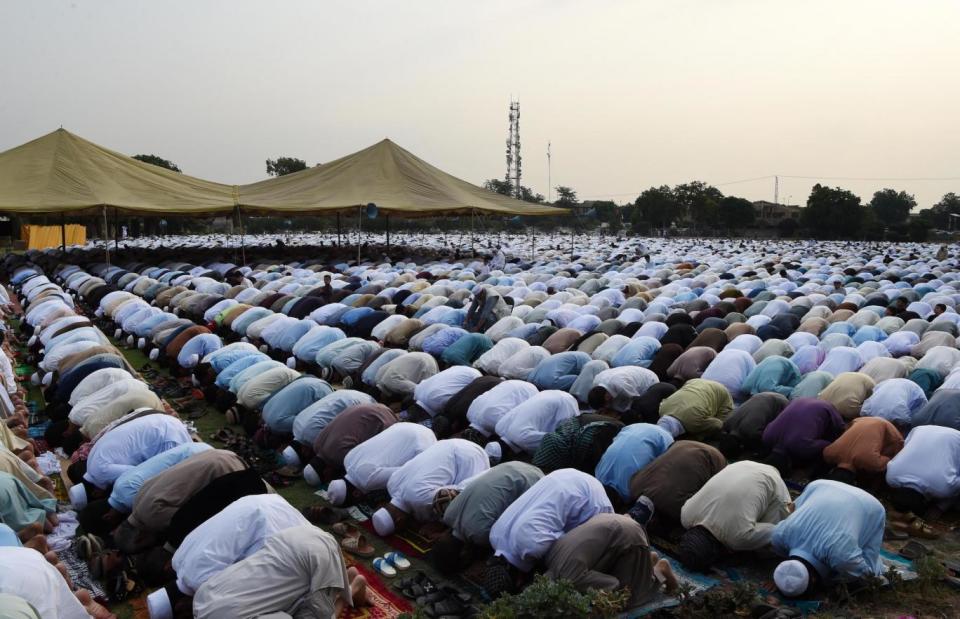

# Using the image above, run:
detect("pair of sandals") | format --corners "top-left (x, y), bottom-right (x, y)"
top-left (891, 515), bottom-right (939, 540)
top-left (371, 552), bottom-right (411, 578)
top-left (395, 572), bottom-right (470, 617)
top-left (75, 533), bottom-right (104, 561)
top-left (331, 522), bottom-right (376, 558)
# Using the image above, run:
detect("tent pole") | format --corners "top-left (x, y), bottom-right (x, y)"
top-left (113, 207), bottom-right (119, 252)
top-left (237, 206), bottom-right (247, 267)
top-left (357, 206), bottom-right (362, 264)
top-left (336, 212), bottom-right (341, 247)
top-left (102, 207), bottom-right (110, 267)
top-left (60, 212), bottom-right (66, 253)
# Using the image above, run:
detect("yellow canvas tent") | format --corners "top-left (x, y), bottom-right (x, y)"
top-left (239, 139), bottom-right (563, 216)
top-left (0, 129), bottom-right (237, 215)
top-left (20, 224), bottom-right (86, 250)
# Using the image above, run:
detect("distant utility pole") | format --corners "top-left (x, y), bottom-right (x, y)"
top-left (547, 142), bottom-right (552, 203)
top-left (505, 99), bottom-right (522, 199)
top-left (774, 175), bottom-right (779, 205)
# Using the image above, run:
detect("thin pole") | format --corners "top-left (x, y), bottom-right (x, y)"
top-left (60, 212), bottom-right (66, 253)
top-left (113, 207), bottom-right (119, 252)
top-left (235, 206), bottom-right (247, 266)
top-left (547, 142), bottom-right (552, 203)
top-left (357, 206), bottom-right (362, 264)
top-left (102, 207), bottom-right (110, 267)
top-left (336, 212), bottom-right (342, 247)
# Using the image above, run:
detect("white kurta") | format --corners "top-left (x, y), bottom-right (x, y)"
top-left (489, 469), bottom-right (613, 571)
top-left (173, 494), bottom-right (309, 595)
top-left (68, 367), bottom-right (134, 406)
top-left (83, 414), bottom-right (192, 489)
top-left (343, 423), bottom-right (437, 492)
top-left (68, 378), bottom-right (152, 426)
top-left (592, 366), bottom-right (658, 412)
top-left (0, 547), bottom-right (91, 619)
top-left (466, 380), bottom-right (540, 437)
top-left (886, 425), bottom-right (960, 500)
top-left (413, 367), bottom-right (482, 417)
top-left (386, 439), bottom-right (489, 521)
top-left (495, 390), bottom-right (581, 454)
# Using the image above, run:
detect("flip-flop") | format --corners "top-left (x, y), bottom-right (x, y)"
top-left (341, 534), bottom-right (376, 558)
top-left (302, 505), bottom-right (349, 525)
top-left (385, 551), bottom-right (411, 571)
top-left (331, 522), bottom-right (363, 538)
top-left (894, 518), bottom-right (940, 540)
top-left (373, 557), bottom-right (398, 578)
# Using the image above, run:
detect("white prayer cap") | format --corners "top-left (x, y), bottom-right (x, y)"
top-left (149, 348), bottom-right (160, 361)
top-left (303, 464), bottom-right (321, 487)
top-left (27, 335), bottom-right (37, 347)
top-left (138, 338), bottom-right (147, 350)
top-left (372, 507), bottom-right (395, 536)
top-left (41, 372), bottom-right (53, 387)
top-left (30, 373), bottom-right (40, 386)
top-left (114, 328), bottom-right (123, 339)
top-left (191, 374), bottom-right (200, 388)
top-left (147, 589), bottom-right (173, 619)
top-left (68, 484), bottom-right (87, 509)
top-left (327, 478), bottom-right (347, 504)
top-left (95, 308), bottom-right (104, 318)
top-left (186, 354), bottom-right (200, 369)
top-left (258, 344), bottom-right (269, 353)
top-left (285, 356), bottom-right (297, 369)
top-left (126, 335), bottom-right (135, 347)
top-left (484, 442), bottom-right (502, 464)
top-left (282, 446), bottom-right (301, 467)
top-left (774, 560), bottom-right (809, 597)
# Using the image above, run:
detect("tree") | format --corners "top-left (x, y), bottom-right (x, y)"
top-left (673, 181), bottom-right (723, 228)
top-left (266, 157), bottom-right (307, 177)
top-left (718, 196), bottom-right (755, 230)
top-left (869, 189), bottom-right (916, 226)
top-left (133, 154), bottom-right (181, 172)
top-left (554, 186), bottom-right (578, 208)
top-left (634, 185), bottom-right (679, 230)
top-left (924, 192), bottom-right (960, 229)
top-left (801, 184), bottom-right (864, 238)
top-left (483, 179), bottom-right (544, 204)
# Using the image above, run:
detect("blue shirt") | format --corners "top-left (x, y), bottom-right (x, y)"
top-left (291, 326), bottom-right (346, 362)
top-left (528, 352), bottom-right (592, 391)
top-left (594, 424), bottom-right (674, 500)
top-left (108, 443), bottom-right (212, 511)
top-left (771, 479), bottom-right (885, 580)
top-left (215, 353), bottom-right (269, 390)
top-left (261, 377), bottom-right (333, 434)
top-left (177, 334), bottom-right (222, 368)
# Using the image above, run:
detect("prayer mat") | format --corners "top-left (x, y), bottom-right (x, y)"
top-left (60, 543), bottom-right (108, 602)
top-left (625, 552), bottom-right (719, 617)
top-left (341, 556), bottom-right (413, 618)
top-left (128, 593), bottom-right (151, 619)
top-left (358, 519), bottom-right (435, 558)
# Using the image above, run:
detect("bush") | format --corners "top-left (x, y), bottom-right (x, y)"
top-left (476, 575), bottom-right (628, 619)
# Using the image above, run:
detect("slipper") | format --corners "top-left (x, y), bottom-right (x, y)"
top-left (884, 525), bottom-right (909, 541)
top-left (341, 534), bottom-right (376, 558)
top-left (893, 517), bottom-right (940, 540)
top-left (301, 505), bottom-right (349, 525)
top-left (373, 557), bottom-right (398, 578)
top-left (425, 598), bottom-right (464, 617)
top-left (899, 540), bottom-right (931, 560)
top-left (76, 535), bottom-right (92, 561)
top-left (400, 583), bottom-right (426, 600)
top-left (331, 522), bottom-right (363, 538)
top-left (385, 551), bottom-right (411, 571)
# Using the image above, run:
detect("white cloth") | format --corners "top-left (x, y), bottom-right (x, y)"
top-left (473, 338), bottom-right (529, 375)
top-left (886, 425), bottom-right (960, 500)
top-left (413, 366), bottom-right (482, 417)
top-left (466, 380), bottom-right (540, 437)
top-left (343, 423), bottom-right (437, 492)
top-left (173, 494), bottom-right (308, 595)
top-left (385, 439), bottom-right (489, 521)
top-left (68, 367), bottom-right (134, 406)
top-left (83, 414), bottom-right (192, 489)
top-left (489, 469), bottom-right (613, 571)
top-left (495, 390), bottom-right (581, 454)
top-left (592, 366), bottom-right (658, 412)
top-left (0, 546), bottom-right (91, 619)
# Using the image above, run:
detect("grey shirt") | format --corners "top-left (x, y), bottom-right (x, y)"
top-left (443, 462), bottom-right (543, 546)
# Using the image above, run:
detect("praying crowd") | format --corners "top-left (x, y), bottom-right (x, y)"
top-left (1, 234), bottom-right (959, 618)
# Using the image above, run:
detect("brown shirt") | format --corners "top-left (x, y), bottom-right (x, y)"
top-left (628, 440), bottom-right (726, 521)
top-left (822, 416), bottom-right (903, 474)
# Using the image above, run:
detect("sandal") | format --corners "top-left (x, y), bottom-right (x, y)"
top-left (331, 522), bottom-right (362, 538)
top-left (899, 540), bottom-right (931, 560)
top-left (302, 505), bottom-right (350, 525)
top-left (341, 534), bottom-right (376, 558)
top-left (373, 556), bottom-right (398, 578)
top-left (893, 517), bottom-right (940, 540)
top-left (385, 551), bottom-right (411, 571)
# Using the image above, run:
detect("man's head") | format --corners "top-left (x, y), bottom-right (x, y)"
top-left (431, 531), bottom-right (473, 573)
top-left (372, 503), bottom-right (409, 537)
top-left (717, 432), bottom-right (744, 459)
top-left (763, 450), bottom-right (792, 479)
top-left (627, 495), bottom-right (655, 527)
top-left (587, 386), bottom-right (611, 411)
top-left (895, 297), bottom-right (909, 311)
top-left (934, 303), bottom-right (947, 316)
top-left (774, 559), bottom-right (813, 598)
top-left (432, 487), bottom-right (460, 519)
top-left (677, 525), bottom-right (724, 572)
top-left (77, 499), bottom-right (125, 537)
top-left (825, 467), bottom-right (857, 486)
top-left (889, 486), bottom-right (927, 516)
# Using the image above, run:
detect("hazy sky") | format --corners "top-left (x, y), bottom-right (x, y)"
top-left (2, 0), bottom-right (958, 208)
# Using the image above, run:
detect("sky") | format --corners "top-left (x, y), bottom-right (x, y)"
top-left (1, 0), bottom-right (958, 209)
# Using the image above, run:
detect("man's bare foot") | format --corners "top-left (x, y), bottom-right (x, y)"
top-left (17, 522), bottom-right (43, 542)
top-left (23, 534), bottom-right (48, 554)
top-left (350, 572), bottom-right (370, 607)
top-left (75, 590), bottom-right (116, 619)
top-left (654, 558), bottom-right (679, 595)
